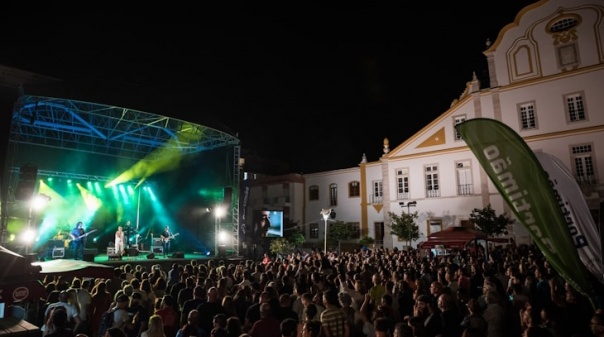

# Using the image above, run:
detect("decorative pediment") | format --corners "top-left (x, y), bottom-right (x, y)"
top-left (417, 127), bottom-right (446, 148)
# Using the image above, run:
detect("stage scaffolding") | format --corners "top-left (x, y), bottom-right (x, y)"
top-left (2, 95), bottom-right (241, 256)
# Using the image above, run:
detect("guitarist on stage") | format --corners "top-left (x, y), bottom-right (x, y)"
top-left (70, 221), bottom-right (87, 260)
top-left (160, 225), bottom-right (174, 257)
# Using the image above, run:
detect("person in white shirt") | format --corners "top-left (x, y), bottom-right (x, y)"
top-left (115, 226), bottom-right (125, 256)
top-left (42, 290), bottom-right (81, 334)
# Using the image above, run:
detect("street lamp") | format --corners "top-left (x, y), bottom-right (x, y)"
top-left (399, 201), bottom-right (417, 247)
top-left (212, 206), bottom-right (226, 256)
top-left (320, 208), bottom-right (332, 254)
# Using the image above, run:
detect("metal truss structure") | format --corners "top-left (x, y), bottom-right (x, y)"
top-left (3, 95), bottom-right (242, 256)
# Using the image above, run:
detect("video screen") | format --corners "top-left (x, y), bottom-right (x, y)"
top-left (253, 209), bottom-right (283, 238)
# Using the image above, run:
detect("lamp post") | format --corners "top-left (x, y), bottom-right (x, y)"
top-left (399, 201), bottom-right (417, 247)
top-left (320, 208), bottom-right (332, 254)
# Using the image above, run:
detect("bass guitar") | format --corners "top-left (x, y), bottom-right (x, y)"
top-left (71, 229), bottom-right (97, 241)
top-left (161, 232), bottom-right (179, 242)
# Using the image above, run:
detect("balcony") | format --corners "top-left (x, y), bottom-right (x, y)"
top-left (370, 194), bottom-right (383, 204)
top-left (458, 184), bottom-right (474, 196)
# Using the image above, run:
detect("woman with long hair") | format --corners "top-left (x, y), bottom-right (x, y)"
top-left (141, 315), bottom-right (166, 337)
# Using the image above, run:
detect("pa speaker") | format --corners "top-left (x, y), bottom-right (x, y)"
top-left (126, 248), bottom-right (139, 256)
top-left (171, 251), bottom-right (184, 258)
top-left (146, 253), bottom-right (155, 259)
top-left (83, 253), bottom-right (95, 262)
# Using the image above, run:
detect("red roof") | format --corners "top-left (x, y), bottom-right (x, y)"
top-left (419, 226), bottom-right (508, 249)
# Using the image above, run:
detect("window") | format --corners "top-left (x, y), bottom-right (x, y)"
top-left (349, 181), bottom-right (360, 197)
top-left (374, 222), bottom-right (384, 244)
top-left (262, 185), bottom-right (269, 204)
top-left (310, 223), bottom-right (319, 239)
top-left (428, 220), bottom-right (443, 235)
top-left (456, 161), bottom-right (473, 195)
top-left (547, 15), bottom-right (581, 70)
top-left (309, 185), bottom-right (319, 201)
top-left (329, 183), bottom-right (338, 207)
top-left (349, 222), bottom-right (361, 239)
top-left (425, 165), bottom-right (440, 198)
top-left (565, 93), bottom-right (586, 122)
top-left (331, 222), bottom-right (360, 240)
top-left (460, 219), bottom-right (473, 229)
top-left (572, 144), bottom-right (596, 185)
top-left (454, 115), bottom-right (466, 141)
top-left (519, 102), bottom-right (537, 130)
top-left (372, 181), bottom-right (383, 204)
top-left (283, 183), bottom-right (290, 201)
top-left (396, 168), bottom-right (409, 200)
top-left (548, 15), bottom-right (579, 33)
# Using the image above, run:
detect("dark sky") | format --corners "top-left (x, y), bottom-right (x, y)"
top-left (0, 2), bottom-right (536, 173)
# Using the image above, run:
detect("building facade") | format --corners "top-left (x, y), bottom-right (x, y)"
top-left (297, 0), bottom-right (604, 250)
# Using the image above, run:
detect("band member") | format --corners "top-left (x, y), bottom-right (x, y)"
top-left (160, 225), bottom-right (172, 257)
top-left (70, 222), bottom-right (86, 260)
top-left (115, 225), bottom-right (125, 256)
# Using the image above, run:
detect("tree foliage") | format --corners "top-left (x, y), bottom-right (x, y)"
top-left (283, 219), bottom-right (305, 246)
top-left (388, 211), bottom-right (420, 245)
top-left (470, 204), bottom-right (515, 237)
top-left (270, 237), bottom-right (295, 257)
top-left (359, 235), bottom-right (375, 246)
top-left (328, 221), bottom-right (354, 251)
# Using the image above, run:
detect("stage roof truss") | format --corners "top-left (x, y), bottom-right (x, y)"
top-left (11, 96), bottom-right (240, 162)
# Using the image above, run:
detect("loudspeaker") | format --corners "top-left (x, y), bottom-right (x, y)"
top-left (16, 164), bottom-right (38, 201)
top-left (218, 245), bottom-right (226, 258)
top-left (171, 251), bottom-right (184, 258)
top-left (83, 253), bottom-right (95, 262)
top-left (108, 254), bottom-right (122, 261)
top-left (224, 187), bottom-right (232, 205)
top-left (126, 248), bottom-right (139, 256)
top-left (146, 253), bottom-right (155, 259)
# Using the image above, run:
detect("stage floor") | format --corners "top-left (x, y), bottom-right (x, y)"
top-left (96, 249), bottom-right (248, 268)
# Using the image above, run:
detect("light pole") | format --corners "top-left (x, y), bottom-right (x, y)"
top-left (399, 201), bottom-right (417, 247)
top-left (320, 208), bottom-right (332, 254)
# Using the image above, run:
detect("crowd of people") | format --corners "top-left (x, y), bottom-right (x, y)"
top-left (35, 242), bottom-right (604, 337)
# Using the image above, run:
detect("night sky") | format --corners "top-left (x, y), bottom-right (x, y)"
top-left (0, 2), bottom-right (537, 173)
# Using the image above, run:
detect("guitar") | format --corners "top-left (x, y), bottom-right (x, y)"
top-left (70, 229), bottom-right (97, 241)
top-left (161, 232), bottom-right (179, 242)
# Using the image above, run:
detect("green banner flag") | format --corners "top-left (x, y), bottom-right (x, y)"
top-left (456, 118), bottom-right (596, 307)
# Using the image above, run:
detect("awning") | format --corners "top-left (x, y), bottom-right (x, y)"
top-left (418, 226), bottom-right (511, 250)
top-left (418, 240), bottom-right (468, 249)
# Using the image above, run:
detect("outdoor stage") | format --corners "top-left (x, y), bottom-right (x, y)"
top-left (33, 244), bottom-right (247, 272)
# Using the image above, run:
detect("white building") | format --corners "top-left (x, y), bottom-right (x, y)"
top-left (298, 0), bottom-right (604, 250)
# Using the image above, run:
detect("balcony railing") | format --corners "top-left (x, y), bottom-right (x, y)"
top-left (371, 194), bottom-right (383, 204)
top-left (426, 189), bottom-right (440, 198)
top-left (458, 184), bottom-right (474, 195)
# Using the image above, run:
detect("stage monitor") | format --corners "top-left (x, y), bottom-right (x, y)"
top-left (253, 209), bottom-right (283, 238)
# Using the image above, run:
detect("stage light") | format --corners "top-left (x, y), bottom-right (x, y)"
top-left (20, 228), bottom-right (37, 244)
top-left (218, 230), bottom-right (229, 244)
top-left (31, 194), bottom-right (51, 211)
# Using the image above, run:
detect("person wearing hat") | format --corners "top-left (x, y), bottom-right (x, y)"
top-left (111, 295), bottom-right (132, 331)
